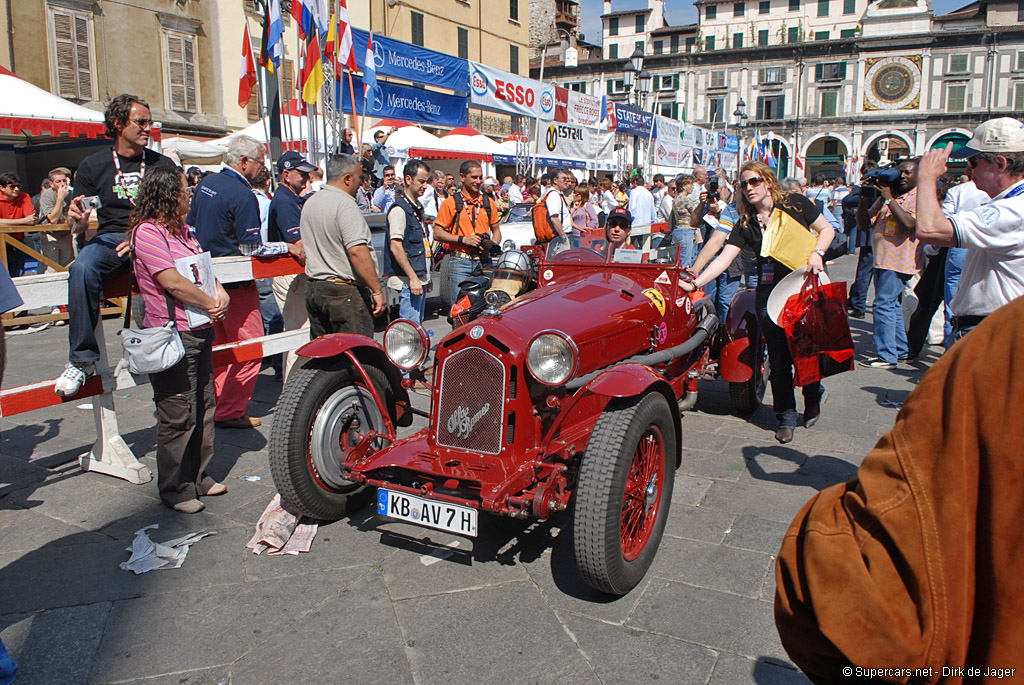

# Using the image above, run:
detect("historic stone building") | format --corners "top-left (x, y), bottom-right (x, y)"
top-left (536, 0), bottom-right (1024, 178)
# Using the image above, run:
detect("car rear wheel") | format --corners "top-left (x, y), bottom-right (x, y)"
top-left (574, 392), bottom-right (676, 595)
top-left (729, 334), bottom-right (768, 415)
top-left (269, 359), bottom-right (390, 520)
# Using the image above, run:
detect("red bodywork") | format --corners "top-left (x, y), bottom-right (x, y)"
top-left (298, 248), bottom-right (759, 521)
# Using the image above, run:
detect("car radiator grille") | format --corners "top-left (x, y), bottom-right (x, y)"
top-left (436, 347), bottom-right (505, 455)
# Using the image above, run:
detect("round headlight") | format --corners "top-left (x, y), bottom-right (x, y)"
top-left (527, 331), bottom-right (578, 386)
top-left (384, 319), bottom-right (428, 370)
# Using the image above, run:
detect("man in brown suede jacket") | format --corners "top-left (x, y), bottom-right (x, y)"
top-left (775, 296), bottom-right (1024, 683)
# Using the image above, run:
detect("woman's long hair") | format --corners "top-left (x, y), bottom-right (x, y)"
top-left (130, 166), bottom-right (187, 236)
top-left (735, 161), bottom-right (789, 231)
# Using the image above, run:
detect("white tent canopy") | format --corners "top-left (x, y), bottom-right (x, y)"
top-left (0, 69), bottom-right (105, 124)
top-left (160, 137), bottom-right (227, 166)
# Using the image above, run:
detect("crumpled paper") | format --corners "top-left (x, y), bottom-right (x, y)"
top-left (120, 524), bottom-right (217, 574)
top-left (245, 494), bottom-right (318, 556)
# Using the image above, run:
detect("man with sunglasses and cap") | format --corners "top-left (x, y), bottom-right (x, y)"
top-left (55, 94), bottom-right (176, 397)
top-left (916, 117), bottom-right (1024, 342)
top-left (268, 151), bottom-right (314, 380)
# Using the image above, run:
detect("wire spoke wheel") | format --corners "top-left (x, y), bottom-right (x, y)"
top-left (620, 427), bottom-right (665, 561)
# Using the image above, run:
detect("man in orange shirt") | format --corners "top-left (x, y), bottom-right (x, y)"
top-left (432, 160), bottom-right (502, 305)
top-left (0, 172), bottom-right (38, 277)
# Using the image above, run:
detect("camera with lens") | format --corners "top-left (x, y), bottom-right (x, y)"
top-left (706, 177), bottom-right (720, 203)
top-left (860, 163), bottom-right (900, 200)
top-left (475, 233), bottom-right (503, 259)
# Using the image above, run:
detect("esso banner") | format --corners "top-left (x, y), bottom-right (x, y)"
top-left (468, 62), bottom-right (552, 118)
top-left (533, 122), bottom-right (614, 163)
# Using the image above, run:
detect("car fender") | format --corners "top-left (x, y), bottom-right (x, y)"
top-left (720, 289), bottom-right (760, 383)
top-left (582, 363), bottom-right (682, 466)
top-left (297, 333), bottom-right (413, 428)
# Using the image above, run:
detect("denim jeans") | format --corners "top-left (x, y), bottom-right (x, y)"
top-left (67, 231), bottom-right (129, 365)
top-left (703, 270), bottom-right (742, 325)
top-left (848, 245), bottom-right (874, 315)
top-left (872, 268), bottom-right (911, 363)
top-left (943, 247), bottom-right (966, 349)
top-left (569, 232), bottom-right (582, 249)
top-left (447, 256), bottom-right (479, 307)
top-left (671, 227), bottom-right (695, 268)
top-left (257, 278), bottom-right (284, 378)
top-left (398, 280), bottom-right (427, 324)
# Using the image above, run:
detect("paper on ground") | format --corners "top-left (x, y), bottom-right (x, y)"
top-left (246, 494), bottom-right (318, 556)
top-left (120, 524), bottom-right (217, 574)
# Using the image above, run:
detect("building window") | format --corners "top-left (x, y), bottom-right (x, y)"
top-left (510, 43), bottom-right (519, 74)
top-left (734, 2), bottom-right (745, 16)
top-left (635, 40), bottom-right (644, 53)
top-left (1018, 51), bottom-right (1024, 70)
top-left (658, 74), bottom-right (680, 90)
top-left (636, 14), bottom-right (645, 32)
top-left (659, 102), bottom-right (680, 119)
top-left (760, 0), bottom-right (771, 12)
top-left (706, 5), bottom-right (718, 19)
top-left (654, 40), bottom-right (663, 54)
top-left (756, 94), bottom-right (785, 119)
top-left (164, 31), bottom-right (198, 113)
top-left (788, 26), bottom-right (800, 42)
top-left (843, 0), bottom-right (856, 12)
top-left (816, 62), bottom-right (847, 80)
top-left (815, 30), bottom-right (829, 40)
top-left (948, 54), bottom-right (969, 73)
top-left (706, 35), bottom-right (716, 50)
top-left (818, 0), bottom-right (829, 16)
top-left (947, 84), bottom-right (966, 112)
top-left (823, 140), bottom-right (839, 155)
top-left (760, 67), bottom-right (785, 83)
top-left (671, 34), bottom-right (680, 52)
top-left (1019, 0), bottom-right (1024, 22)
top-left (410, 11), bottom-right (424, 46)
top-left (50, 7), bottom-right (94, 101)
top-left (686, 36), bottom-right (696, 50)
top-left (609, 17), bottom-right (619, 36)
top-left (820, 90), bottom-right (838, 117)
top-left (759, 29), bottom-right (769, 45)
top-left (709, 97), bottom-right (725, 123)
top-left (1015, 82), bottom-right (1024, 110)
top-left (734, 32), bottom-right (744, 48)
top-left (790, 0), bottom-right (800, 9)
top-left (710, 70), bottom-right (727, 88)
top-left (458, 27), bottom-right (468, 59)
top-left (509, 0), bottom-right (519, 22)
top-left (840, 28), bottom-right (856, 37)
top-left (609, 43), bottom-right (619, 59)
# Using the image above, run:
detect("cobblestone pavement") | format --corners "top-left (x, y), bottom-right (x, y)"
top-left (0, 253), bottom-right (939, 684)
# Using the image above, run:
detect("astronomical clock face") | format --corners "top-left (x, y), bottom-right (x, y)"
top-left (864, 56), bottom-right (922, 111)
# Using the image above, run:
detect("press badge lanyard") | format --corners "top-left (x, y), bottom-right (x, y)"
top-left (1002, 181), bottom-right (1024, 200)
top-left (112, 148), bottom-right (146, 207)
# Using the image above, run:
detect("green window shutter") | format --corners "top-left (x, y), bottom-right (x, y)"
top-left (758, 29), bottom-right (768, 45)
top-left (839, 62), bottom-right (847, 79)
top-left (843, 0), bottom-right (855, 12)
top-left (609, 44), bottom-right (618, 59)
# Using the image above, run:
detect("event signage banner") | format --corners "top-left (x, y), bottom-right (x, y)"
top-left (719, 133), bottom-right (739, 154)
top-left (613, 104), bottom-right (655, 137)
top-left (352, 30), bottom-right (468, 93)
top-left (552, 88), bottom-right (607, 129)
top-left (533, 121), bottom-right (614, 162)
top-left (341, 74), bottom-right (466, 128)
top-left (468, 62), bottom-right (554, 118)
top-left (653, 116), bottom-right (685, 167)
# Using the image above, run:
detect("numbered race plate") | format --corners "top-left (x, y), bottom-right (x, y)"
top-left (377, 489), bottom-right (478, 537)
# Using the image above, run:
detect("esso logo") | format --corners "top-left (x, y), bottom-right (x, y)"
top-left (470, 69), bottom-right (488, 96)
top-left (494, 80), bottom-right (534, 107)
top-left (540, 90), bottom-right (554, 112)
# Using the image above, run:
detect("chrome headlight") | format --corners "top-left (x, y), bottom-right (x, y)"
top-left (526, 331), bottom-right (578, 386)
top-left (384, 319), bottom-right (429, 370)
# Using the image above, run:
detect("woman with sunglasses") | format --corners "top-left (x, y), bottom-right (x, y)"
top-left (680, 161), bottom-right (835, 444)
top-left (130, 166), bottom-right (230, 513)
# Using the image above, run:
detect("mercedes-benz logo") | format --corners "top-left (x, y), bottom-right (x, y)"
top-left (373, 41), bottom-right (385, 69)
top-left (369, 85), bottom-right (384, 112)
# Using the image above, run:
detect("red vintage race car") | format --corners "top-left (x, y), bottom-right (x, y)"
top-left (269, 237), bottom-right (766, 596)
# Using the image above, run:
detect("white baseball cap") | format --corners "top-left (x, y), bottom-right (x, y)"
top-left (954, 117), bottom-right (1024, 157)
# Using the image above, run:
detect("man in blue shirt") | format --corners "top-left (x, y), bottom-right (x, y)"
top-left (268, 151), bottom-right (313, 380)
top-left (187, 135), bottom-right (296, 429)
top-left (371, 126), bottom-right (397, 186)
top-left (371, 165), bottom-right (397, 213)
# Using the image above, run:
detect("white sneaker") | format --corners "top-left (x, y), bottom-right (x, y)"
top-left (54, 362), bottom-right (94, 397)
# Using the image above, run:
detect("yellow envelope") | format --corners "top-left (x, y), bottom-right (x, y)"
top-left (761, 208), bottom-right (817, 271)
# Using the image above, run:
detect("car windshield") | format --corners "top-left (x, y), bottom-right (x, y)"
top-left (502, 204), bottom-right (532, 224)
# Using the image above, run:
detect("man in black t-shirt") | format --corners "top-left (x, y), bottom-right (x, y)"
top-left (56, 94), bottom-right (175, 397)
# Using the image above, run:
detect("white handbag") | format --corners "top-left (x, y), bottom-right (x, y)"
top-left (119, 227), bottom-right (186, 375)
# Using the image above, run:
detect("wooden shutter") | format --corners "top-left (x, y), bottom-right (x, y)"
top-left (166, 33), bottom-right (198, 112)
top-left (53, 10), bottom-right (92, 100)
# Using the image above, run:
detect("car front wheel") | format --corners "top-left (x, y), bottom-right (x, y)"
top-left (574, 392), bottom-right (676, 595)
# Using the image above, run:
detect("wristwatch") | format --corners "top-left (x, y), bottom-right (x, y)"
top-left (813, 249), bottom-right (826, 258)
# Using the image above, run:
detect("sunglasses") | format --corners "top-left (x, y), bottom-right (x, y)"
top-left (4, 183), bottom-right (21, 190)
top-left (967, 155), bottom-right (999, 168)
top-left (739, 177), bottom-right (765, 189)
top-left (131, 118), bottom-right (154, 129)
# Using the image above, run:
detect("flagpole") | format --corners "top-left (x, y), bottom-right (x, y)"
top-left (357, 33), bottom-right (369, 158)
top-left (348, 70), bottom-right (360, 146)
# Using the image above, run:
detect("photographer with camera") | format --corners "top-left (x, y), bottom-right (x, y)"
top-left (856, 158), bottom-right (923, 369)
top-left (432, 160), bottom-right (502, 306)
top-left (843, 161), bottom-right (877, 319)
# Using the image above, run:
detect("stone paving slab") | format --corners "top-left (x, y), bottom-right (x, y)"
top-left (0, 256), bottom-right (940, 683)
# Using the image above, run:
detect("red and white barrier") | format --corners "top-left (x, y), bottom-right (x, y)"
top-left (3, 254), bottom-right (307, 484)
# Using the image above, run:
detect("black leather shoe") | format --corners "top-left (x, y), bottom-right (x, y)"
top-left (803, 404), bottom-right (821, 428)
top-left (775, 426), bottom-right (794, 444)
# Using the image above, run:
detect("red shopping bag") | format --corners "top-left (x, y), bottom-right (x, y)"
top-left (778, 275), bottom-right (855, 386)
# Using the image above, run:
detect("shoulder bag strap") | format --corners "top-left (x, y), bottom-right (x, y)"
top-left (126, 224), bottom-right (178, 329)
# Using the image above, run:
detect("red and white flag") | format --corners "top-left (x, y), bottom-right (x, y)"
top-left (337, 0), bottom-right (357, 72)
top-left (238, 23), bottom-right (258, 109)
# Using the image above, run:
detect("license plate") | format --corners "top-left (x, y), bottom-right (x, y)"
top-left (377, 489), bottom-right (478, 537)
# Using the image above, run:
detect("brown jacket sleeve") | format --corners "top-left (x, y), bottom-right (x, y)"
top-left (775, 297), bottom-right (1024, 684)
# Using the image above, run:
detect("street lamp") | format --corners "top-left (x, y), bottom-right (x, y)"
top-left (733, 98), bottom-right (748, 169)
top-left (637, 70), bottom-right (653, 108)
top-left (630, 46), bottom-right (644, 74)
